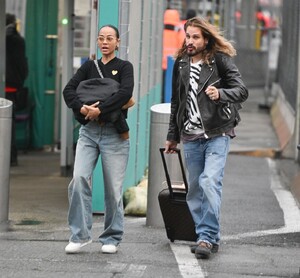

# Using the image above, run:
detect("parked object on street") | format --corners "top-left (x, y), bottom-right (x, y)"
top-left (158, 148), bottom-right (197, 242)
top-left (123, 178), bottom-right (147, 216)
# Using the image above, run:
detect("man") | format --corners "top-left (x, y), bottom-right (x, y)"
top-left (165, 17), bottom-right (248, 259)
top-left (5, 13), bottom-right (28, 166)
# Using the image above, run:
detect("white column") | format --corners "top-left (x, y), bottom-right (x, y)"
top-left (295, 15), bottom-right (300, 160)
top-left (60, 0), bottom-right (74, 176)
top-left (0, 0), bottom-right (5, 98)
top-left (89, 0), bottom-right (98, 59)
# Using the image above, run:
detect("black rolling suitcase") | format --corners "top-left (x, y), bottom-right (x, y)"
top-left (158, 148), bottom-right (197, 242)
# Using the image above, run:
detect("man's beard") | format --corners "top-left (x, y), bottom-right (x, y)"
top-left (186, 45), bottom-right (206, 57)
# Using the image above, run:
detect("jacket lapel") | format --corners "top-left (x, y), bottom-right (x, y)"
top-left (178, 56), bottom-right (215, 94)
top-left (178, 57), bottom-right (190, 89)
top-left (198, 63), bottom-right (213, 88)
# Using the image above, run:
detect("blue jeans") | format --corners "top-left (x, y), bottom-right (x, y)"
top-left (67, 121), bottom-right (129, 245)
top-left (183, 135), bottom-right (230, 245)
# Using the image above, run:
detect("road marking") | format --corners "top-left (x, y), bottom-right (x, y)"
top-left (170, 243), bottom-right (207, 278)
top-left (268, 159), bottom-right (300, 230)
top-left (223, 158), bottom-right (300, 241)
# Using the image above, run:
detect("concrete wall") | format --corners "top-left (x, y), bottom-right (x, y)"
top-left (270, 1), bottom-right (300, 161)
top-left (270, 83), bottom-right (295, 159)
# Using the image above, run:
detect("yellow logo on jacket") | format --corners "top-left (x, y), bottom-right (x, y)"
top-left (112, 70), bottom-right (118, 75)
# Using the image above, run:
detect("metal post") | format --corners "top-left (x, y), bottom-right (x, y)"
top-left (60, 0), bottom-right (74, 176)
top-left (219, 0), bottom-right (224, 28)
top-left (0, 0), bottom-right (5, 99)
top-left (239, 0), bottom-right (257, 49)
top-left (229, 0), bottom-right (236, 41)
top-left (211, 0), bottom-right (217, 25)
top-left (89, 0), bottom-right (98, 59)
top-left (0, 98), bottom-right (12, 231)
top-left (0, 0), bottom-right (10, 232)
top-left (223, 0), bottom-right (236, 41)
top-left (296, 15), bottom-right (300, 161)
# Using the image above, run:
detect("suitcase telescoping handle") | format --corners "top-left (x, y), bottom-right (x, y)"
top-left (159, 148), bottom-right (189, 198)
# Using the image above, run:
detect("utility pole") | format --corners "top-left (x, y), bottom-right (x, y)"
top-left (296, 16), bottom-right (300, 161)
top-left (60, 0), bottom-right (74, 176)
top-left (223, 0), bottom-right (236, 41)
top-left (0, 0), bottom-right (5, 99)
top-left (89, 0), bottom-right (98, 59)
top-left (239, 0), bottom-right (257, 49)
top-left (0, 0), bottom-right (10, 232)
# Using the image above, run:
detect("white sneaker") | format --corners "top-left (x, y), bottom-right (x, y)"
top-left (65, 239), bottom-right (92, 254)
top-left (101, 244), bottom-right (118, 254)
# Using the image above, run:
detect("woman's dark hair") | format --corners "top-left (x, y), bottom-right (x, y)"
top-left (99, 24), bottom-right (120, 39)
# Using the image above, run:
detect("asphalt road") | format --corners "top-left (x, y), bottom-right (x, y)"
top-left (1, 86), bottom-right (299, 277)
top-left (1, 153), bottom-right (300, 277)
top-left (171, 155), bottom-right (300, 278)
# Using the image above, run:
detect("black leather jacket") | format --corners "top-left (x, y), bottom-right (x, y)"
top-left (167, 52), bottom-right (248, 142)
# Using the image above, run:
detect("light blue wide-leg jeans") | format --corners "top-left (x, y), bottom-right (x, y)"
top-left (68, 121), bottom-right (129, 246)
top-left (183, 135), bottom-right (230, 245)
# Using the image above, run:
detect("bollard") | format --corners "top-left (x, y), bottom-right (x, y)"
top-left (146, 103), bottom-right (183, 227)
top-left (0, 98), bottom-right (12, 231)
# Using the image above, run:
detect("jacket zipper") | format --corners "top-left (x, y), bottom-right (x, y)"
top-left (176, 62), bottom-right (189, 129)
top-left (196, 67), bottom-right (214, 138)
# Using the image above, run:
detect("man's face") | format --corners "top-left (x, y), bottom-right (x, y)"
top-left (185, 26), bottom-right (208, 58)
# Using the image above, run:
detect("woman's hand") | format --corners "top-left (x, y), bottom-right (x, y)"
top-left (82, 101), bottom-right (101, 120)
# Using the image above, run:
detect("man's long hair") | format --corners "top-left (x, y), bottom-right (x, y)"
top-left (176, 17), bottom-right (236, 63)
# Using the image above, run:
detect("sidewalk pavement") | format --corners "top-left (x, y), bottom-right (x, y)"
top-left (1, 86), bottom-right (300, 276)
top-left (230, 87), bottom-right (300, 205)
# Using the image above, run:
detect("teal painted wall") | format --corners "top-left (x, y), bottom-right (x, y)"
top-left (92, 1), bottom-right (163, 213)
top-left (92, 0), bottom-right (120, 212)
top-left (96, 0), bottom-right (119, 59)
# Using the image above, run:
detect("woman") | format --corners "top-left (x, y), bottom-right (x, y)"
top-left (165, 17), bottom-right (248, 259)
top-left (63, 25), bottom-right (134, 254)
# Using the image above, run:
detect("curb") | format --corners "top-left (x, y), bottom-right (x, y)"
top-left (229, 148), bottom-right (282, 159)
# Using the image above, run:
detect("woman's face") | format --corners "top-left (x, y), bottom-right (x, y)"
top-left (97, 26), bottom-right (120, 56)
